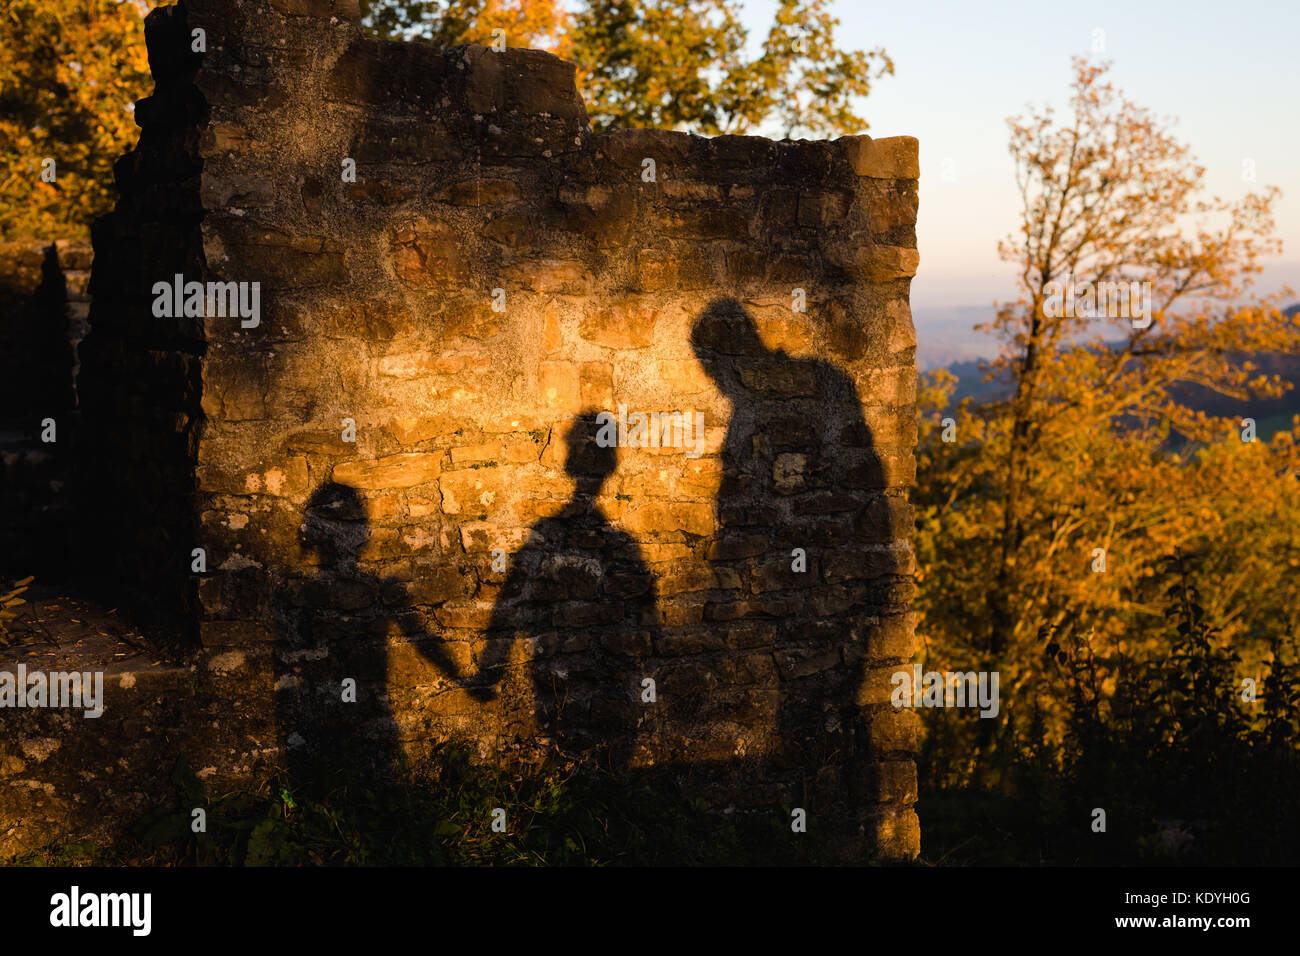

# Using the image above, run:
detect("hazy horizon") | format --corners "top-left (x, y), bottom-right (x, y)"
top-left (912, 261), bottom-right (1300, 369)
top-left (736, 0), bottom-right (1300, 357)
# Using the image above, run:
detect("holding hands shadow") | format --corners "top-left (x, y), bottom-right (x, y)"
top-left (474, 411), bottom-right (660, 770)
top-left (274, 480), bottom-right (483, 793)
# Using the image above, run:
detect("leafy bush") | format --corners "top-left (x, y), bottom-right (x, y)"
top-left (919, 553), bottom-right (1300, 865)
top-left (0, 575), bottom-right (34, 645)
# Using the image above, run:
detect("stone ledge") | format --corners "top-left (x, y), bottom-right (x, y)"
top-left (841, 135), bottom-right (921, 179)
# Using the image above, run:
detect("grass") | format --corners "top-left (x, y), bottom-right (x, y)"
top-left (6, 745), bottom-right (874, 867)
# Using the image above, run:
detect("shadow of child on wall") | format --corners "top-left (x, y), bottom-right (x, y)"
top-left (273, 480), bottom-right (477, 798)
top-left (473, 410), bottom-right (661, 773)
top-left (690, 297), bottom-right (891, 811)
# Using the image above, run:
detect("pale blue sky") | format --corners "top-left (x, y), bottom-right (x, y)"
top-left (737, 0), bottom-right (1300, 309)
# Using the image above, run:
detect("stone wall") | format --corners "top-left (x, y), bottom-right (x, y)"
top-left (0, 242), bottom-right (73, 428)
top-left (0, 239), bottom-right (89, 577)
top-left (72, 0), bottom-right (921, 857)
top-left (78, 2), bottom-right (207, 633)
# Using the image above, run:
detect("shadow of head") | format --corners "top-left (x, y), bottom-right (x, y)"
top-left (566, 408), bottom-right (618, 497)
top-left (690, 297), bottom-right (769, 395)
top-left (301, 480), bottom-right (368, 570)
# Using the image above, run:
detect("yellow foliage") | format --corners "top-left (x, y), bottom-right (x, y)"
top-left (0, 0), bottom-right (151, 240)
top-left (0, 576), bottom-right (35, 645)
top-left (914, 58), bottom-right (1300, 774)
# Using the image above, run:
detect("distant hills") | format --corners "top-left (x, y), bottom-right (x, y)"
top-left (914, 305), bottom-right (1001, 370)
top-left (917, 302), bottom-right (1300, 438)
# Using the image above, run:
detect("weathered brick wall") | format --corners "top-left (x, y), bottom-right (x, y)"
top-left (78, 0), bottom-right (920, 857)
top-left (78, 1), bottom-right (207, 631)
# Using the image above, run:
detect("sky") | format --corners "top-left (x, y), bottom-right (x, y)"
top-left (736, 0), bottom-right (1300, 314)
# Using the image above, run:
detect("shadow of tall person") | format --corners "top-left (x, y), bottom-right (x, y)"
top-left (474, 411), bottom-right (660, 773)
top-left (691, 297), bottom-right (891, 807)
top-left (273, 480), bottom-right (476, 799)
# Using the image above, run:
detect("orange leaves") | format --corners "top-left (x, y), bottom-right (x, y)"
top-left (916, 55), bottom-right (1300, 772)
top-left (0, 0), bottom-right (151, 240)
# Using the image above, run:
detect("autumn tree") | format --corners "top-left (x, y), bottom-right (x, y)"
top-left (569, 0), bottom-right (890, 135)
top-left (359, 0), bottom-right (569, 54)
top-left (362, 0), bottom-right (892, 136)
top-left (0, 0), bottom-right (152, 241)
top-left (914, 58), bottom-right (1300, 779)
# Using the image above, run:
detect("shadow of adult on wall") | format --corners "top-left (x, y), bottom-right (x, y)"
top-left (473, 410), bottom-right (661, 774)
top-left (272, 299), bottom-right (907, 849)
top-left (688, 297), bottom-right (895, 818)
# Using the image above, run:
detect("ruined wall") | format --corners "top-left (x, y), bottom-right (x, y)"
top-left (78, 3), bottom-right (207, 630)
top-left (0, 240), bottom-right (89, 576)
top-left (78, 0), bottom-right (920, 857)
top-left (0, 242), bottom-right (76, 429)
